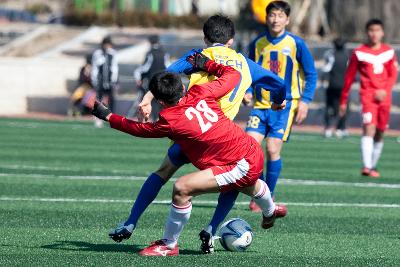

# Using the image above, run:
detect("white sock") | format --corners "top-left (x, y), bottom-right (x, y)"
top-left (371, 141), bottom-right (384, 169)
top-left (162, 202), bottom-right (192, 249)
top-left (253, 180), bottom-right (275, 217)
top-left (361, 136), bottom-right (373, 169)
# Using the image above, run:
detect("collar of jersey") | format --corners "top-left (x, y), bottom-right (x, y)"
top-left (211, 43), bottom-right (226, 47)
top-left (265, 30), bottom-right (288, 45)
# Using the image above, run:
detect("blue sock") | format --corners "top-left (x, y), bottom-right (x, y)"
top-left (208, 190), bottom-right (239, 235)
top-left (125, 173), bottom-right (166, 227)
top-left (266, 159), bottom-right (282, 195)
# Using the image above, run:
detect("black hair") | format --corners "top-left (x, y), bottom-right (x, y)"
top-left (102, 36), bottom-right (113, 45)
top-left (149, 72), bottom-right (183, 105)
top-left (333, 38), bottom-right (346, 50)
top-left (266, 1), bottom-right (291, 17)
top-left (365, 18), bottom-right (384, 30)
top-left (203, 14), bottom-right (235, 44)
top-left (149, 35), bottom-right (160, 45)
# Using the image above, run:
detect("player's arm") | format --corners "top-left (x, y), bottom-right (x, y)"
top-left (92, 101), bottom-right (170, 138)
top-left (134, 51), bottom-right (153, 85)
top-left (296, 38), bottom-right (317, 104)
top-left (166, 49), bottom-right (202, 74)
top-left (90, 50), bottom-right (100, 90)
top-left (295, 38), bottom-right (318, 123)
top-left (339, 51), bottom-right (359, 116)
top-left (110, 50), bottom-right (118, 86)
top-left (246, 57), bottom-right (286, 105)
top-left (187, 53), bottom-right (241, 99)
top-left (385, 53), bottom-right (398, 91)
top-left (138, 49), bottom-right (201, 121)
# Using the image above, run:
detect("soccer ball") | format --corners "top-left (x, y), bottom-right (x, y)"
top-left (218, 218), bottom-right (253, 252)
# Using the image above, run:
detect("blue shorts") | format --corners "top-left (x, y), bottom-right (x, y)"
top-left (167, 142), bottom-right (190, 167)
top-left (245, 100), bottom-right (298, 142)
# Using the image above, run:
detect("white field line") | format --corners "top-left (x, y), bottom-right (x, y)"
top-left (0, 121), bottom-right (91, 128)
top-left (0, 196), bottom-right (399, 208)
top-left (1, 171), bottom-right (400, 189)
top-left (279, 179), bottom-right (400, 189)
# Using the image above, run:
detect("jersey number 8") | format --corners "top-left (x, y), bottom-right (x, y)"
top-left (185, 100), bottom-right (218, 133)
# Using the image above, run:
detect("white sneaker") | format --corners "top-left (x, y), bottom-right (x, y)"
top-left (335, 129), bottom-right (349, 139)
top-left (324, 129), bottom-right (333, 138)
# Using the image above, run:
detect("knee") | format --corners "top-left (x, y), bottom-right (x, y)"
top-left (374, 131), bottom-right (384, 142)
top-left (363, 125), bottom-right (376, 137)
top-left (173, 180), bottom-right (191, 200)
top-left (172, 180), bottom-right (192, 204)
top-left (266, 142), bottom-right (281, 160)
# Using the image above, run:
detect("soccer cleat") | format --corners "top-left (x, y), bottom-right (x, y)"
top-left (249, 199), bottom-right (262, 213)
top-left (361, 167), bottom-right (371, 176)
top-left (261, 204), bottom-right (287, 229)
top-left (139, 240), bottom-right (179, 256)
top-left (108, 223), bottom-right (134, 243)
top-left (199, 229), bottom-right (214, 254)
top-left (369, 169), bottom-right (380, 178)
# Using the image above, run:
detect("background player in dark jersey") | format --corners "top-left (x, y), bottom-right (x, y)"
top-left (321, 38), bottom-right (349, 138)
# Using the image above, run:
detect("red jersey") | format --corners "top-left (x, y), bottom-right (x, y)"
top-left (109, 60), bottom-right (260, 170)
top-left (340, 44), bottom-right (398, 106)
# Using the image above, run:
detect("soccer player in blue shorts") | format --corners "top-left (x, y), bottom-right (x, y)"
top-left (199, 1), bottom-right (317, 253)
top-left (108, 15), bottom-right (286, 246)
top-left (245, 0), bottom-right (317, 211)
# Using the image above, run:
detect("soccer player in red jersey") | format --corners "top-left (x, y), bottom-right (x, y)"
top-left (340, 19), bottom-right (398, 178)
top-left (92, 53), bottom-right (287, 256)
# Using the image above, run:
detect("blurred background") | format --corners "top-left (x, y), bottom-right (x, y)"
top-left (0, 0), bottom-right (399, 131)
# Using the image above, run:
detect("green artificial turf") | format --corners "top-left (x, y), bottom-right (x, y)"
top-left (0, 118), bottom-right (399, 266)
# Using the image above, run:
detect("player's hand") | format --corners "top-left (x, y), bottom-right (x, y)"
top-left (137, 101), bottom-right (152, 122)
top-left (271, 100), bottom-right (286, 111)
top-left (295, 101), bottom-right (308, 124)
top-left (92, 100), bottom-right (112, 121)
top-left (187, 52), bottom-right (210, 70)
top-left (242, 93), bottom-right (253, 105)
top-left (339, 104), bottom-right (347, 117)
top-left (374, 89), bottom-right (387, 102)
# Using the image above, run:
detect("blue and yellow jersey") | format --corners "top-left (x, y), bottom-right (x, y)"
top-left (248, 31), bottom-right (317, 109)
top-left (167, 44), bottom-right (285, 120)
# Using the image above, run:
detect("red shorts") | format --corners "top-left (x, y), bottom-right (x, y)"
top-left (361, 101), bottom-right (391, 131)
top-left (211, 143), bottom-right (264, 192)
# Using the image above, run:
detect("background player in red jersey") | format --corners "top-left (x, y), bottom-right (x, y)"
top-left (92, 53), bottom-right (286, 256)
top-left (339, 19), bottom-right (398, 178)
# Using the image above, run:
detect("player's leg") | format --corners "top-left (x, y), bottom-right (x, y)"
top-left (109, 143), bottom-right (188, 242)
top-left (239, 179), bottom-right (287, 229)
top-left (140, 150), bottom-right (285, 256)
top-left (200, 124), bottom-right (266, 249)
top-left (244, 109), bottom-right (268, 212)
top-left (360, 104), bottom-right (378, 176)
top-left (139, 168), bottom-right (220, 256)
top-left (324, 88), bottom-right (335, 137)
top-left (370, 105), bottom-right (390, 177)
top-left (265, 100), bottom-right (296, 196)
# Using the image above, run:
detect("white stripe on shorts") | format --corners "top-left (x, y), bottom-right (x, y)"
top-left (215, 158), bottom-right (250, 187)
